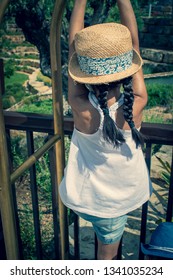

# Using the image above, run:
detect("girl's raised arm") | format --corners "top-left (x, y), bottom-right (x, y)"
top-left (117, 0), bottom-right (139, 52)
top-left (117, 0), bottom-right (148, 118)
top-left (69, 0), bottom-right (87, 58)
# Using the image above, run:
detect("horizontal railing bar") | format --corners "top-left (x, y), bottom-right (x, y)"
top-left (4, 111), bottom-right (74, 134)
top-left (10, 134), bottom-right (61, 184)
top-left (4, 111), bottom-right (54, 133)
top-left (141, 122), bottom-right (173, 145)
top-left (4, 111), bottom-right (173, 144)
top-left (139, 142), bottom-right (152, 260)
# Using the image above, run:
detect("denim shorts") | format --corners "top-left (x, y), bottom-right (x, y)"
top-left (75, 211), bottom-right (128, 245)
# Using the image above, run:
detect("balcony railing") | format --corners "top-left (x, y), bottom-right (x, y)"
top-left (1, 110), bottom-right (172, 260)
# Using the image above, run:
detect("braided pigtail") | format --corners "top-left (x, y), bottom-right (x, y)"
top-left (97, 84), bottom-right (125, 148)
top-left (122, 77), bottom-right (144, 148)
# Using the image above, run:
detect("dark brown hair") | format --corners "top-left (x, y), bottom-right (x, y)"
top-left (96, 78), bottom-right (144, 148)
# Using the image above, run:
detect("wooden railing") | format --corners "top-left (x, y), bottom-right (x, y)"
top-left (1, 111), bottom-right (172, 260)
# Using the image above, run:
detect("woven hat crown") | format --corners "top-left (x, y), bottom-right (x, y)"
top-left (75, 23), bottom-right (132, 59)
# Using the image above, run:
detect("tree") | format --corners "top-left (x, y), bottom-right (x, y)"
top-left (6, 0), bottom-right (54, 77)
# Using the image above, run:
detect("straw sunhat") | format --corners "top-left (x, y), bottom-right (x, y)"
top-left (69, 23), bottom-right (143, 85)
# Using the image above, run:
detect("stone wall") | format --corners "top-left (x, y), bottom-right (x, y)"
top-left (3, 34), bottom-right (25, 44)
top-left (141, 48), bottom-right (173, 65)
top-left (139, 18), bottom-right (173, 50)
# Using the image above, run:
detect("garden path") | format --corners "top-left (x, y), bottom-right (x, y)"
top-left (27, 69), bottom-right (52, 95)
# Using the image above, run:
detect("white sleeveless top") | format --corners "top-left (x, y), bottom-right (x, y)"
top-left (59, 92), bottom-right (152, 218)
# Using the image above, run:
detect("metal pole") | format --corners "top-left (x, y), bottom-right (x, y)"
top-left (50, 0), bottom-right (69, 260)
top-left (149, 4), bottom-right (152, 18)
top-left (0, 59), bottom-right (20, 258)
top-left (0, 2), bottom-right (18, 259)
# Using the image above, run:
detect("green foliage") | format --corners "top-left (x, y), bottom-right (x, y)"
top-left (152, 144), bottom-right (162, 156)
top-left (105, 4), bottom-right (119, 23)
top-left (3, 71), bottom-right (29, 109)
top-left (17, 98), bottom-right (53, 114)
top-left (146, 83), bottom-right (173, 109)
top-left (36, 71), bottom-right (52, 87)
top-left (10, 135), bottom-right (28, 169)
top-left (8, 0), bottom-right (55, 20)
top-left (18, 206), bottom-right (36, 259)
top-left (4, 59), bottom-right (15, 78)
top-left (156, 156), bottom-right (171, 188)
top-left (0, 37), bottom-right (13, 50)
top-left (35, 143), bottom-right (52, 203)
top-left (153, 146), bottom-right (172, 225)
top-left (3, 83), bottom-right (28, 109)
top-left (1, 52), bottom-right (39, 60)
top-left (5, 71), bottom-right (28, 86)
top-left (105, 0), bottom-right (144, 31)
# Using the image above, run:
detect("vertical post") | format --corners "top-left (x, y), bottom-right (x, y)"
top-left (166, 148), bottom-right (173, 222)
top-left (26, 131), bottom-right (42, 259)
top-left (0, 58), bottom-right (19, 259)
top-left (50, 0), bottom-right (69, 259)
top-left (73, 213), bottom-right (80, 259)
top-left (149, 4), bottom-right (152, 18)
top-left (48, 135), bottom-right (61, 259)
top-left (5, 129), bottom-right (24, 259)
top-left (139, 142), bottom-right (152, 259)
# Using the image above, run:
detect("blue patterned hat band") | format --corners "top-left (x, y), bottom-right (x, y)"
top-left (77, 50), bottom-right (133, 76)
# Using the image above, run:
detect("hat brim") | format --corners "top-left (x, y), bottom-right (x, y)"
top-left (69, 49), bottom-right (142, 85)
top-left (141, 243), bottom-right (173, 259)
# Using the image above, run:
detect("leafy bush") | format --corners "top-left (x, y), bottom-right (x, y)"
top-left (146, 83), bottom-right (173, 109)
top-left (2, 98), bottom-right (12, 109)
top-left (156, 156), bottom-right (171, 189)
top-left (4, 59), bottom-right (15, 78)
top-left (10, 135), bottom-right (28, 168)
top-left (36, 71), bottom-right (52, 87)
top-left (18, 205), bottom-right (36, 259)
top-left (3, 71), bottom-right (29, 109)
top-left (5, 71), bottom-right (28, 86)
top-left (105, 0), bottom-right (144, 30)
top-left (17, 98), bottom-right (53, 114)
top-left (3, 82), bottom-right (28, 109)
